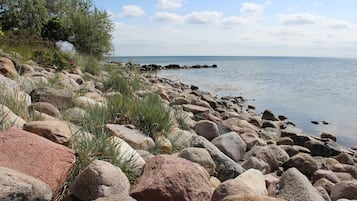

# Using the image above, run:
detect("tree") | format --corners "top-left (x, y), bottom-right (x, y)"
top-left (69, 8), bottom-right (113, 59)
top-left (0, 0), bottom-right (49, 33)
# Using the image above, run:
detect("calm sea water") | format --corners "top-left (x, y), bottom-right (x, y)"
top-left (111, 56), bottom-right (357, 147)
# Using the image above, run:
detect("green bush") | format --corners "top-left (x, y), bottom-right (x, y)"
top-left (32, 49), bottom-right (72, 71)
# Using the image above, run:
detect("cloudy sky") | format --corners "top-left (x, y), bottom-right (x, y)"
top-left (93, 0), bottom-right (357, 57)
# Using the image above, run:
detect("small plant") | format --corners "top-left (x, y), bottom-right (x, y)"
top-left (175, 110), bottom-right (191, 131)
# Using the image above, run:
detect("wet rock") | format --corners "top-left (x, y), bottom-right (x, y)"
top-left (191, 135), bottom-right (245, 181)
top-left (70, 160), bottom-right (130, 201)
top-left (283, 153), bottom-right (318, 178)
top-left (331, 181), bottom-right (357, 201)
top-left (30, 87), bottom-right (73, 109)
top-left (131, 155), bottom-right (211, 201)
top-left (0, 166), bottom-right (52, 201)
top-left (277, 168), bottom-right (325, 201)
top-left (194, 120), bottom-right (220, 140)
top-left (28, 102), bottom-right (62, 119)
top-left (0, 127), bottom-right (75, 194)
top-left (211, 131), bottom-right (247, 162)
top-left (211, 169), bottom-right (268, 201)
top-left (178, 147), bottom-right (216, 175)
top-left (262, 110), bottom-right (278, 121)
top-left (106, 124), bottom-right (155, 151)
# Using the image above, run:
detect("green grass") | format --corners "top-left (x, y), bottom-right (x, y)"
top-left (175, 110), bottom-right (191, 131)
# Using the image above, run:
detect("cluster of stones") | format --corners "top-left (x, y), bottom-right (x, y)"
top-left (1, 53), bottom-right (357, 201)
top-left (140, 63), bottom-right (217, 71)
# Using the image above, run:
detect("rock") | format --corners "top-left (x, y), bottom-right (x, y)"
top-left (220, 194), bottom-right (285, 201)
top-left (330, 163), bottom-right (357, 179)
top-left (112, 136), bottom-right (146, 170)
top-left (321, 132), bottom-right (337, 142)
top-left (240, 132), bottom-right (266, 150)
top-left (0, 104), bottom-right (26, 129)
top-left (241, 157), bottom-right (270, 174)
top-left (182, 104), bottom-right (209, 114)
top-left (265, 174), bottom-right (280, 196)
top-left (276, 137), bottom-right (294, 145)
top-left (283, 153), bottom-right (318, 178)
top-left (201, 94), bottom-right (218, 109)
top-left (314, 178), bottom-right (335, 194)
top-left (70, 160), bottom-right (130, 201)
top-left (59, 74), bottom-right (80, 91)
top-left (0, 127), bottom-right (75, 194)
top-left (30, 87), bottom-right (73, 109)
top-left (0, 73), bottom-right (19, 92)
top-left (167, 127), bottom-right (196, 149)
top-left (154, 135), bottom-right (172, 154)
top-left (210, 176), bottom-right (221, 192)
top-left (334, 172), bottom-right (354, 181)
top-left (136, 149), bottom-right (154, 162)
top-left (331, 181), bottom-right (357, 201)
top-left (28, 102), bottom-right (62, 119)
top-left (211, 169), bottom-right (268, 201)
top-left (94, 194), bottom-right (136, 201)
top-left (313, 169), bottom-right (341, 183)
top-left (259, 128), bottom-right (281, 140)
top-left (73, 96), bottom-right (106, 110)
top-left (0, 166), bottom-right (52, 201)
top-left (262, 110), bottom-right (278, 121)
top-left (194, 120), bottom-right (220, 141)
top-left (17, 63), bottom-right (35, 75)
top-left (0, 57), bottom-right (17, 77)
top-left (307, 139), bottom-right (342, 157)
top-left (62, 107), bottom-right (88, 124)
top-left (279, 145), bottom-right (299, 157)
top-left (130, 155), bottom-right (211, 201)
top-left (106, 124), bottom-right (155, 151)
top-left (211, 132), bottom-right (247, 162)
top-left (191, 135), bottom-right (245, 181)
top-left (277, 168), bottom-right (325, 201)
top-left (222, 118), bottom-right (259, 133)
top-left (334, 153), bottom-right (355, 165)
top-left (23, 120), bottom-right (76, 145)
top-left (316, 186), bottom-right (332, 201)
top-left (261, 120), bottom-right (278, 129)
top-left (178, 147), bottom-right (216, 175)
top-left (191, 85), bottom-right (199, 90)
top-left (170, 97), bottom-right (190, 105)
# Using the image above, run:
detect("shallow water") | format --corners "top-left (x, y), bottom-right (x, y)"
top-left (111, 56), bottom-right (357, 147)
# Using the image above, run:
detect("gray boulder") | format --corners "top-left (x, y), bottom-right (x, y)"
top-left (331, 181), bottom-right (357, 201)
top-left (178, 147), bottom-right (216, 175)
top-left (211, 132), bottom-right (247, 162)
top-left (194, 120), bottom-right (220, 141)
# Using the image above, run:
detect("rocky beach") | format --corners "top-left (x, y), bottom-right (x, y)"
top-left (1, 53), bottom-right (357, 201)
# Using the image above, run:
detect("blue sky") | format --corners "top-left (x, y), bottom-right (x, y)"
top-left (92, 0), bottom-right (357, 57)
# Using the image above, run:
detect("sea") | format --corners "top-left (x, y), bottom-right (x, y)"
top-left (110, 56), bottom-right (357, 147)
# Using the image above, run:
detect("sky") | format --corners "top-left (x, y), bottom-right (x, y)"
top-left (92, 0), bottom-right (357, 57)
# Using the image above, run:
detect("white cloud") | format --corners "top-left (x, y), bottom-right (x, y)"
top-left (157, 0), bottom-right (182, 9)
top-left (151, 12), bottom-right (184, 22)
top-left (240, 3), bottom-right (263, 16)
top-left (122, 5), bottom-right (146, 17)
top-left (328, 20), bottom-right (353, 30)
top-left (222, 16), bottom-right (249, 26)
top-left (184, 11), bottom-right (223, 24)
top-left (277, 13), bottom-right (319, 25)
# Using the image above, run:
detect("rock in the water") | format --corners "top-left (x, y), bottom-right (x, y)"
top-left (130, 154), bottom-right (211, 201)
top-left (23, 120), bottom-right (77, 145)
top-left (0, 166), bottom-right (52, 201)
top-left (106, 124), bottom-right (155, 151)
top-left (191, 135), bottom-right (245, 181)
top-left (70, 160), bottom-right (130, 201)
top-left (211, 169), bottom-right (268, 201)
top-left (0, 127), bottom-right (75, 194)
top-left (277, 168), bottom-right (325, 201)
top-left (194, 120), bottom-right (220, 141)
top-left (30, 87), bottom-right (73, 109)
top-left (211, 131), bottom-right (247, 162)
top-left (330, 181), bottom-right (357, 201)
top-left (178, 147), bottom-right (216, 175)
top-left (262, 110), bottom-right (278, 121)
top-left (28, 102), bottom-right (62, 119)
top-left (283, 153), bottom-right (318, 178)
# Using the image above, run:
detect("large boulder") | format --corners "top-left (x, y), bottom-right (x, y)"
top-left (0, 104), bottom-right (26, 129)
top-left (23, 120), bottom-right (77, 145)
top-left (106, 124), bottom-right (155, 151)
top-left (194, 120), bottom-right (220, 140)
top-left (262, 110), bottom-right (278, 121)
top-left (211, 169), bottom-right (268, 201)
top-left (330, 181), bottom-right (357, 201)
top-left (211, 131), bottom-right (247, 162)
top-left (191, 135), bottom-right (245, 181)
top-left (283, 153), bottom-right (318, 178)
top-left (70, 160), bottom-right (130, 201)
top-left (30, 87), bottom-right (73, 109)
top-left (0, 73), bottom-right (19, 92)
top-left (130, 154), bottom-right (211, 201)
top-left (178, 147), bottom-right (216, 175)
top-left (0, 57), bottom-right (17, 77)
top-left (72, 96), bottom-right (106, 110)
top-left (0, 166), bottom-right (52, 201)
top-left (0, 127), bottom-right (75, 194)
top-left (277, 168), bottom-right (325, 201)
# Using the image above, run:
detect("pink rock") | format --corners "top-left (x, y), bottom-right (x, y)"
top-left (130, 154), bottom-right (211, 201)
top-left (0, 127), bottom-right (75, 195)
